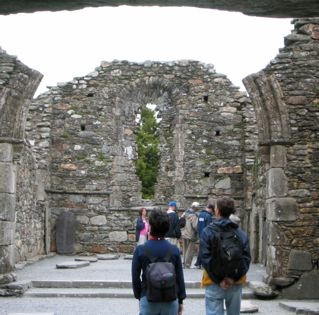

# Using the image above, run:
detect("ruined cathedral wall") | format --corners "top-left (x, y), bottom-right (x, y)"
top-left (28, 60), bottom-right (252, 254)
top-left (0, 48), bottom-right (43, 271)
top-left (244, 18), bottom-right (319, 285)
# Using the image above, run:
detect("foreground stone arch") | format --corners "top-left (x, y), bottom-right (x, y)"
top-left (243, 18), bottom-right (319, 298)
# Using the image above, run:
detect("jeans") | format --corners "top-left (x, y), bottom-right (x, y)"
top-left (139, 296), bottom-right (178, 315)
top-left (205, 283), bottom-right (242, 315)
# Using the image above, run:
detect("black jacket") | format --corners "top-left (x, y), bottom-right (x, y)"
top-left (165, 211), bottom-right (181, 239)
top-left (201, 218), bottom-right (251, 284)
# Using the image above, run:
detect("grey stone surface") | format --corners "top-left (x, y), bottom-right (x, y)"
top-left (90, 215), bottom-right (107, 226)
top-left (96, 254), bottom-right (119, 260)
top-left (0, 163), bottom-right (16, 194)
top-left (249, 281), bottom-right (279, 300)
top-left (56, 211), bottom-right (75, 255)
top-left (288, 250), bottom-right (313, 271)
top-left (0, 193), bottom-right (16, 221)
top-left (279, 301), bottom-right (319, 315)
top-left (270, 145), bottom-right (287, 168)
top-left (56, 261), bottom-right (90, 269)
top-left (0, 244), bottom-right (15, 274)
top-left (281, 270), bottom-right (319, 299)
top-left (109, 231), bottom-right (127, 242)
top-left (240, 300), bottom-right (259, 313)
top-left (0, 221), bottom-right (15, 245)
top-left (74, 256), bottom-right (98, 262)
top-left (266, 168), bottom-right (288, 198)
top-left (0, 255), bottom-right (317, 315)
top-left (0, 143), bottom-right (13, 162)
top-left (266, 197), bottom-right (298, 221)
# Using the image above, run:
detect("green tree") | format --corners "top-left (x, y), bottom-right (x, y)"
top-left (135, 107), bottom-right (160, 199)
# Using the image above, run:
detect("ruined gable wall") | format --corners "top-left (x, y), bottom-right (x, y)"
top-left (244, 18), bottom-right (319, 293)
top-left (27, 60), bottom-right (252, 254)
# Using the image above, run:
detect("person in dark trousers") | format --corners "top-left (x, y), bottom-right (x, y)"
top-left (194, 203), bottom-right (214, 268)
top-left (201, 197), bottom-right (251, 315)
top-left (132, 209), bottom-right (186, 315)
top-left (165, 201), bottom-right (181, 247)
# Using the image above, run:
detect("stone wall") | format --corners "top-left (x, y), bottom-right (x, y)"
top-left (244, 18), bottom-right (319, 297)
top-left (27, 60), bottom-right (252, 253)
top-left (0, 48), bottom-right (42, 282)
top-left (14, 143), bottom-right (45, 262)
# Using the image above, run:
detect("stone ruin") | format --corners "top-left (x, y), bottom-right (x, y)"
top-left (0, 16), bottom-right (318, 298)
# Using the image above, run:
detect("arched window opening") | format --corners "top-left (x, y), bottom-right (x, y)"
top-left (135, 104), bottom-right (160, 199)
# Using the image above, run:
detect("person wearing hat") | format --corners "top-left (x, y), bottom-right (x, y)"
top-left (194, 203), bottom-right (214, 269)
top-left (165, 201), bottom-right (181, 247)
top-left (180, 201), bottom-right (200, 268)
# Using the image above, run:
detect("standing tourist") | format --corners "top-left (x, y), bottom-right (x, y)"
top-left (180, 201), bottom-right (200, 268)
top-left (136, 207), bottom-right (149, 245)
top-left (194, 203), bottom-right (214, 269)
top-left (132, 209), bottom-right (186, 315)
top-left (201, 197), bottom-right (251, 315)
top-left (165, 201), bottom-right (181, 246)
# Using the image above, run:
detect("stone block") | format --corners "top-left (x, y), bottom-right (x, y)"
top-left (109, 231), bottom-right (127, 242)
top-left (287, 250), bottom-right (312, 271)
top-left (0, 221), bottom-right (15, 245)
top-left (0, 245), bottom-right (15, 274)
top-left (74, 256), bottom-right (98, 262)
top-left (56, 211), bottom-right (75, 255)
top-left (0, 193), bottom-right (16, 221)
top-left (270, 145), bottom-right (287, 168)
top-left (281, 270), bottom-right (319, 299)
top-left (97, 254), bottom-right (119, 260)
top-left (266, 197), bottom-right (298, 221)
top-left (0, 163), bottom-right (16, 193)
top-left (35, 169), bottom-right (47, 201)
top-left (266, 168), bottom-right (287, 198)
top-left (90, 215), bottom-right (107, 226)
top-left (215, 177), bottom-right (231, 189)
top-left (0, 143), bottom-right (13, 162)
top-left (56, 261), bottom-right (90, 269)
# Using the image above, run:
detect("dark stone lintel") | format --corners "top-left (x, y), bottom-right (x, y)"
top-left (45, 189), bottom-right (111, 195)
top-left (259, 139), bottom-right (293, 146)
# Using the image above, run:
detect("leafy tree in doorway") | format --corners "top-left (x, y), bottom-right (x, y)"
top-left (135, 107), bottom-right (160, 199)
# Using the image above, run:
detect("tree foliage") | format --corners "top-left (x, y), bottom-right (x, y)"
top-left (135, 107), bottom-right (160, 199)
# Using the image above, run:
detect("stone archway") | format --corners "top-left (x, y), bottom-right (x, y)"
top-left (243, 19), bottom-right (319, 298)
top-left (0, 49), bottom-right (42, 281)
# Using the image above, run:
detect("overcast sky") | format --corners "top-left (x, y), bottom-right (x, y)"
top-left (0, 6), bottom-right (292, 96)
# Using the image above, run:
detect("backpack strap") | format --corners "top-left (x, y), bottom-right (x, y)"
top-left (144, 245), bottom-right (172, 263)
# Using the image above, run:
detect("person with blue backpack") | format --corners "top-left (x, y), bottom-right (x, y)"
top-left (200, 197), bottom-right (251, 315)
top-left (194, 203), bottom-right (214, 269)
top-left (132, 209), bottom-right (186, 315)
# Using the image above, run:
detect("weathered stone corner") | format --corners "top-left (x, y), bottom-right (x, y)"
top-left (266, 197), bottom-right (298, 221)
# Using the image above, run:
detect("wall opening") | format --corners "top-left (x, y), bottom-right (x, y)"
top-left (134, 104), bottom-right (160, 199)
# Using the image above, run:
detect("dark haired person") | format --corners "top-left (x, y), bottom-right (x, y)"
top-left (194, 203), bottom-right (214, 269)
top-left (165, 201), bottom-right (182, 246)
top-left (201, 197), bottom-right (251, 315)
top-left (135, 207), bottom-right (149, 245)
top-left (132, 209), bottom-right (186, 315)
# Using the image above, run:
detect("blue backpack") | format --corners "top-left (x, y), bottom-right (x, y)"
top-left (144, 246), bottom-right (177, 302)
